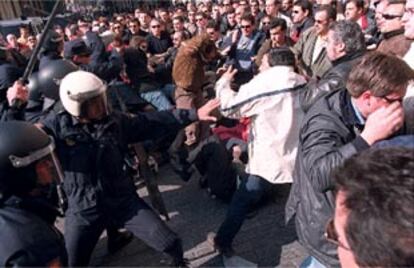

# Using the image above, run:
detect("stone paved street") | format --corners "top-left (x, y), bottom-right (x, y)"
top-left (57, 164), bottom-right (306, 267)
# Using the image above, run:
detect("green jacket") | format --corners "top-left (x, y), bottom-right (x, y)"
top-left (291, 28), bottom-right (331, 79)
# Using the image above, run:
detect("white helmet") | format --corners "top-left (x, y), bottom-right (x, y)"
top-left (59, 70), bottom-right (108, 118)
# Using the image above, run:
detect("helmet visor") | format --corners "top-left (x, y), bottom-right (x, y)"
top-left (34, 152), bottom-right (64, 186)
top-left (9, 136), bottom-right (64, 185)
top-left (79, 92), bottom-right (110, 121)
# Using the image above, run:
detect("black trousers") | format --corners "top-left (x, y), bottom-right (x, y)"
top-left (64, 197), bottom-right (180, 267)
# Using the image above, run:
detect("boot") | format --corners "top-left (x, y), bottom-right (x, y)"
top-left (107, 229), bottom-right (134, 254)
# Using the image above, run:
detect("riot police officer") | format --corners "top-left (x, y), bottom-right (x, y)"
top-left (25, 59), bottom-right (79, 123)
top-left (25, 60), bottom-right (134, 254)
top-left (37, 70), bottom-right (219, 266)
top-left (0, 121), bottom-right (67, 266)
top-left (0, 48), bottom-right (26, 121)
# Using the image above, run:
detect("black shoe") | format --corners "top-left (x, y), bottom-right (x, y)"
top-left (170, 257), bottom-right (190, 267)
top-left (206, 232), bottom-right (235, 258)
top-left (107, 230), bottom-right (134, 254)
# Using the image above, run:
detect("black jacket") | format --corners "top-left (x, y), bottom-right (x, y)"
top-left (40, 109), bottom-right (197, 223)
top-left (0, 101), bottom-right (26, 121)
top-left (300, 51), bottom-right (364, 112)
top-left (0, 62), bottom-right (24, 121)
top-left (79, 50), bottom-right (123, 83)
top-left (286, 89), bottom-right (370, 267)
top-left (146, 32), bottom-right (173, 55)
top-left (0, 196), bottom-right (67, 267)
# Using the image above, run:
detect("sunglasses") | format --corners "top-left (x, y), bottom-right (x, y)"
top-left (196, 18), bottom-right (204, 22)
top-left (382, 13), bottom-right (403, 20)
top-left (129, 24), bottom-right (138, 28)
top-left (113, 26), bottom-right (121, 29)
top-left (241, 25), bottom-right (252, 29)
top-left (325, 218), bottom-right (351, 250)
top-left (151, 25), bottom-right (161, 28)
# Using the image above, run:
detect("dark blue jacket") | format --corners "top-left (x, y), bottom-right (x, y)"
top-left (40, 109), bottom-right (197, 224)
top-left (0, 196), bottom-right (67, 267)
top-left (80, 50), bottom-right (123, 83)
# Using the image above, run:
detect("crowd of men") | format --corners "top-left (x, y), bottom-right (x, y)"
top-left (0, 0), bottom-right (414, 267)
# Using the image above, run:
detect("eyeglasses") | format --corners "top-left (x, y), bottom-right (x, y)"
top-left (382, 13), bottom-right (403, 20)
top-left (151, 25), bottom-right (161, 28)
top-left (325, 218), bottom-right (351, 251)
top-left (380, 95), bottom-right (404, 103)
top-left (241, 25), bottom-right (252, 29)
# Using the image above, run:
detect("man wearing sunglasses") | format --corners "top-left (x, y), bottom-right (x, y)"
top-left (290, 0), bottom-right (314, 43)
top-left (377, 0), bottom-right (411, 57)
top-left (330, 148), bottom-right (414, 268)
top-left (286, 52), bottom-right (414, 268)
top-left (146, 19), bottom-right (173, 56)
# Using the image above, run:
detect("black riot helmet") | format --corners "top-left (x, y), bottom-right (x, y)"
top-left (0, 122), bottom-right (63, 203)
top-left (41, 30), bottom-right (64, 54)
top-left (38, 59), bottom-right (79, 100)
top-left (27, 72), bottom-right (42, 101)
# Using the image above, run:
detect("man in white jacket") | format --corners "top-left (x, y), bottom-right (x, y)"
top-left (208, 47), bottom-right (307, 256)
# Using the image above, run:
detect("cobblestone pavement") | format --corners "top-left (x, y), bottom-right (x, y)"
top-left (56, 164), bottom-right (307, 267)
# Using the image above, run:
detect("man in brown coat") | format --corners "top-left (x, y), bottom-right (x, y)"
top-left (377, 0), bottom-right (411, 57)
top-left (170, 34), bottom-right (219, 180)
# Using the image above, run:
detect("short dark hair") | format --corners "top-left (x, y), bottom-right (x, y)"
top-left (345, 0), bottom-right (365, 9)
top-left (129, 18), bottom-right (140, 25)
top-left (329, 20), bottom-right (365, 55)
top-left (240, 13), bottom-right (255, 25)
top-left (173, 16), bottom-right (185, 23)
top-left (206, 21), bottom-right (220, 32)
top-left (195, 11), bottom-right (208, 19)
top-left (333, 147), bottom-right (414, 267)
top-left (315, 4), bottom-right (337, 21)
top-left (293, 0), bottom-right (313, 17)
top-left (267, 47), bottom-right (296, 67)
top-left (269, 18), bottom-right (287, 31)
top-left (346, 52), bottom-right (414, 97)
top-left (19, 24), bottom-right (29, 30)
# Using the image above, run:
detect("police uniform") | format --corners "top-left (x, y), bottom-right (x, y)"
top-left (0, 196), bottom-right (67, 267)
top-left (0, 121), bottom-right (68, 267)
top-left (41, 108), bottom-right (197, 266)
top-left (0, 57), bottom-right (24, 121)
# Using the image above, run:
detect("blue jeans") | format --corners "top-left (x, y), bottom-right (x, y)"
top-left (140, 84), bottom-right (175, 111)
top-left (300, 256), bottom-right (326, 268)
top-left (215, 174), bottom-right (272, 248)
